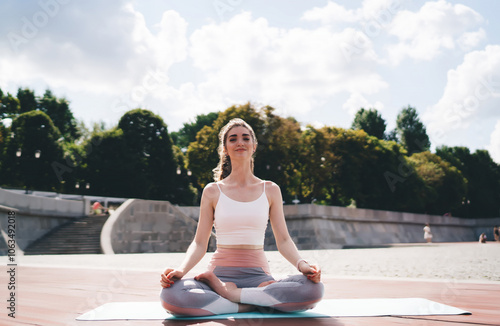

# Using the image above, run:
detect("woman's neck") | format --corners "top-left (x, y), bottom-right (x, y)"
top-left (226, 160), bottom-right (256, 186)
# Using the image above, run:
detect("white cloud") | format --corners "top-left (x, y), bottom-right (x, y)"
top-left (487, 120), bottom-right (500, 164)
top-left (342, 93), bottom-right (384, 116)
top-left (302, 2), bottom-right (359, 25)
top-left (423, 45), bottom-right (500, 145)
top-left (387, 0), bottom-right (485, 64)
top-left (458, 28), bottom-right (486, 51)
top-left (0, 2), bottom-right (188, 95)
top-left (152, 11), bottom-right (388, 120)
top-left (302, 0), bottom-right (400, 26)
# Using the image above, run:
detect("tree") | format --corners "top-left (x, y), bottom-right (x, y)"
top-left (299, 126), bottom-right (427, 211)
top-left (38, 89), bottom-right (80, 141)
top-left (436, 146), bottom-right (500, 218)
top-left (119, 109), bottom-right (179, 201)
top-left (81, 128), bottom-right (131, 197)
top-left (0, 123), bottom-right (5, 178)
top-left (171, 112), bottom-right (219, 149)
top-left (253, 107), bottom-right (302, 203)
top-left (82, 109), bottom-right (193, 203)
top-left (17, 88), bottom-right (38, 113)
top-left (408, 151), bottom-right (467, 215)
top-left (3, 111), bottom-right (64, 191)
top-left (0, 90), bottom-right (21, 119)
top-left (351, 108), bottom-right (386, 139)
top-left (396, 105), bottom-right (430, 154)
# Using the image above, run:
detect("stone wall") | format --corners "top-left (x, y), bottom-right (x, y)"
top-left (101, 199), bottom-right (216, 254)
top-left (179, 204), bottom-right (500, 250)
top-left (0, 187), bottom-right (89, 217)
top-left (0, 188), bottom-right (89, 255)
top-left (265, 205), bottom-right (479, 250)
top-left (103, 201), bottom-right (500, 254)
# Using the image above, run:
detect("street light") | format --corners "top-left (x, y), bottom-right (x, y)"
top-left (22, 149), bottom-right (41, 194)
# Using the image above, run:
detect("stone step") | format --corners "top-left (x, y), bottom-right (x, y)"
top-left (24, 215), bottom-right (109, 255)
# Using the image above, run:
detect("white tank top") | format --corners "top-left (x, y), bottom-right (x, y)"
top-left (214, 181), bottom-right (269, 246)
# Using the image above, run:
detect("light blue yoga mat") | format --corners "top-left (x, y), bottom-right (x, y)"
top-left (76, 298), bottom-right (470, 321)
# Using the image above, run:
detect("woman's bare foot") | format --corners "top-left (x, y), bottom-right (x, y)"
top-left (195, 271), bottom-right (242, 303)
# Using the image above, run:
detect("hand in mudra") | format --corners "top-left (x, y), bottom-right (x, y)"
top-left (299, 262), bottom-right (321, 283)
top-left (160, 268), bottom-right (184, 288)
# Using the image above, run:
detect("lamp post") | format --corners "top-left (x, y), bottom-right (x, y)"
top-left (17, 149), bottom-right (41, 194)
top-left (75, 182), bottom-right (90, 196)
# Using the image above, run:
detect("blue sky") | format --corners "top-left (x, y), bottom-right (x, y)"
top-left (1, 0), bottom-right (499, 162)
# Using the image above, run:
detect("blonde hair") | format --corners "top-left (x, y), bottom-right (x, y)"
top-left (213, 118), bottom-right (258, 181)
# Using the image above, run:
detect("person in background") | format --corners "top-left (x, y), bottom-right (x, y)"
top-left (92, 201), bottom-right (106, 215)
top-left (493, 226), bottom-right (499, 242)
top-left (423, 223), bottom-right (433, 243)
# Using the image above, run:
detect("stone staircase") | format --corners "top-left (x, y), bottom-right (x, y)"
top-left (24, 215), bottom-right (109, 255)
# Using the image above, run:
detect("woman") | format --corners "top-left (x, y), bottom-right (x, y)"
top-left (423, 223), bottom-right (432, 243)
top-left (160, 118), bottom-right (324, 316)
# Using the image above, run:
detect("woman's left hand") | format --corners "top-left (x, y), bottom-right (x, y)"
top-left (299, 262), bottom-right (321, 283)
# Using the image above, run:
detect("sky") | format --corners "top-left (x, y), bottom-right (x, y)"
top-left (1, 0), bottom-right (499, 162)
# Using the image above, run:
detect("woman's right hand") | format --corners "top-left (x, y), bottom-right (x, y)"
top-left (160, 268), bottom-right (184, 288)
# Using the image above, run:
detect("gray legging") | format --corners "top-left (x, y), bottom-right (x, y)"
top-left (160, 266), bottom-right (324, 316)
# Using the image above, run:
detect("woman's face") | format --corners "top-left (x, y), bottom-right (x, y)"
top-left (224, 126), bottom-right (256, 159)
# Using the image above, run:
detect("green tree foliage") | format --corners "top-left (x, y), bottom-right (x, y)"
top-left (299, 126), bottom-right (427, 211)
top-left (408, 151), bottom-right (467, 215)
top-left (172, 145), bottom-right (199, 205)
top-left (17, 88), bottom-right (38, 113)
top-left (0, 123), bottom-right (5, 174)
top-left (80, 128), bottom-right (130, 197)
top-left (351, 108), bottom-right (386, 139)
top-left (186, 103), bottom-right (302, 202)
top-left (0, 89), bottom-right (21, 119)
top-left (253, 107), bottom-right (302, 203)
top-left (1, 87), bottom-right (498, 217)
top-left (2, 111), bottom-right (64, 191)
top-left (81, 109), bottom-right (194, 203)
top-left (38, 90), bottom-right (80, 141)
top-left (436, 146), bottom-right (500, 218)
top-left (396, 106), bottom-right (430, 154)
top-left (171, 112), bottom-right (219, 149)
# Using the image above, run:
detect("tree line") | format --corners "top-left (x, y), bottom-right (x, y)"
top-left (1, 87), bottom-right (499, 218)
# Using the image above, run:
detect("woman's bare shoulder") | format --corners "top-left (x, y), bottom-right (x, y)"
top-left (264, 180), bottom-right (282, 197)
top-left (202, 182), bottom-right (220, 199)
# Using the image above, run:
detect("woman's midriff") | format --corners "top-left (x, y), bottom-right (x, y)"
top-left (208, 247), bottom-right (270, 274)
top-left (217, 244), bottom-right (263, 250)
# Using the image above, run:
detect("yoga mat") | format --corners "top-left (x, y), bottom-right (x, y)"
top-left (76, 298), bottom-right (470, 321)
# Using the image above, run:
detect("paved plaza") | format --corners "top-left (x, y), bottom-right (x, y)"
top-left (1, 242), bottom-right (499, 325)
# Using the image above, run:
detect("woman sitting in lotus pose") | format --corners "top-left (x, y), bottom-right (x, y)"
top-left (160, 118), bottom-right (324, 316)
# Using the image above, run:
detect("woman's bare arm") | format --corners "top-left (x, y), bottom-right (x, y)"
top-left (161, 183), bottom-right (217, 287)
top-left (268, 182), bottom-right (321, 283)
